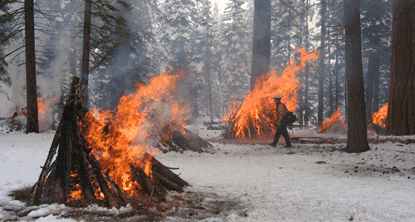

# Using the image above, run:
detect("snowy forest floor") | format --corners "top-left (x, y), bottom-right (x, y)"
top-left (1, 123), bottom-right (415, 221)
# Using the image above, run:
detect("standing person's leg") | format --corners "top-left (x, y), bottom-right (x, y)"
top-left (269, 126), bottom-right (282, 147)
top-left (281, 126), bottom-right (291, 147)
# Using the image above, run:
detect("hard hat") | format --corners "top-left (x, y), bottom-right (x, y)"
top-left (273, 94), bottom-right (281, 99)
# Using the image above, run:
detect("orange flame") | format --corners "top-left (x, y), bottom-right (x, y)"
top-left (68, 189), bottom-right (83, 200)
top-left (81, 71), bottom-right (189, 196)
top-left (318, 107), bottom-right (345, 132)
top-left (144, 155), bottom-right (153, 178)
top-left (225, 47), bottom-right (318, 138)
top-left (37, 98), bottom-right (46, 114)
top-left (372, 103), bottom-right (388, 128)
top-left (68, 173), bottom-right (83, 200)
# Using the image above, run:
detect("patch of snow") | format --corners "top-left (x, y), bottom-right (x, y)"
top-left (1, 125), bottom-right (415, 221)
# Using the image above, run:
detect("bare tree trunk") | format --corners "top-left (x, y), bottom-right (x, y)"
top-left (80, 0), bottom-right (92, 109)
top-left (373, 49), bottom-right (380, 112)
top-left (344, 0), bottom-right (370, 153)
top-left (304, 0), bottom-right (310, 127)
top-left (318, 0), bottom-right (326, 126)
top-left (25, 0), bottom-right (39, 133)
top-left (334, 33), bottom-right (340, 109)
top-left (366, 53), bottom-right (375, 121)
top-left (250, 0), bottom-right (271, 90)
top-left (328, 34), bottom-right (333, 116)
top-left (207, 28), bottom-right (213, 123)
top-left (386, 0), bottom-right (415, 135)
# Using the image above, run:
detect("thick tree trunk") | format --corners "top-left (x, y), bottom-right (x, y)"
top-left (80, 0), bottom-right (92, 109)
top-left (386, 0), bottom-right (415, 135)
top-left (250, 0), bottom-right (271, 90)
top-left (344, 0), bottom-right (370, 153)
top-left (25, 0), bottom-right (39, 133)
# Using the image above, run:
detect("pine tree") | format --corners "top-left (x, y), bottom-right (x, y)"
top-left (271, 0), bottom-right (306, 72)
top-left (156, 0), bottom-right (196, 72)
top-left (191, 0), bottom-right (221, 121)
top-left (221, 0), bottom-right (251, 108)
top-left (361, 0), bottom-right (392, 119)
top-left (0, 1), bottom-right (14, 94)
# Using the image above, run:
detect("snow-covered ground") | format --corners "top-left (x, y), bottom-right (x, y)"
top-left (1, 122), bottom-right (415, 221)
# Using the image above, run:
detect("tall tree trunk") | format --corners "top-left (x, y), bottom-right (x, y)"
top-left (81, 0), bottom-right (92, 109)
top-left (328, 33), bottom-right (333, 116)
top-left (304, 0), bottom-right (310, 127)
top-left (344, 0), bottom-right (370, 153)
top-left (206, 28), bottom-right (213, 123)
top-left (25, 0), bottom-right (39, 133)
top-left (372, 48), bottom-right (380, 112)
top-left (366, 53), bottom-right (375, 120)
top-left (334, 32), bottom-right (340, 109)
top-left (318, 0), bottom-right (326, 125)
top-left (386, 0), bottom-right (415, 135)
top-left (250, 0), bottom-right (271, 90)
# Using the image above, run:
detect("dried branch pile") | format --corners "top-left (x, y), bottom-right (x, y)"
top-left (160, 128), bottom-right (213, 153)
top-left (31, 77), bottom-right (189, 208)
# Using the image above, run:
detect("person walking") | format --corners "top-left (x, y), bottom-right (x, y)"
top-left (269, 94), bottom-right (292, 148)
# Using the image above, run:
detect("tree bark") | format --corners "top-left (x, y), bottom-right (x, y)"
top-left (303, 0), bottom-right (310, 127)
top-left (372, 49), bottom-right (380, 112)
top-left (334, 32), bottom-right (340, 109)
top-left (386, 0), bottom-right (415, 135)
top-left (344, 0), bottom-right (370, 153)
top-left (25, 0), bottom-right (39, 133)
top-left (80, 0), bottom-right (92, 109)
top-left (250, 0), bottom-right (271, 90)
top-left (366, 53), bottom-right (375, 120)
top-left (318, 0), bottom-right (326, 126)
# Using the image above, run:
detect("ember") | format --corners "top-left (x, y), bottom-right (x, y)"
top-left (318, 107), bottom-right (346, 133)
top-left (223, 47), bottom-right (318, 138)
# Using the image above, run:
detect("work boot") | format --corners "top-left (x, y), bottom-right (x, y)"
top-left (268, 143), bottom-right (277, 147)
top-left (284, 144), bottom-right (292, 148)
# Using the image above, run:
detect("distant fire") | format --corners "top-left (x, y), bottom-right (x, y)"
top-left (37, 98), bottom-right (46, 114)
top-left (224, 47), bottom-right (318, 138)
top-left (372, 103), bottom-right (388, 128)
top-left (8, 97), bottom-right (58, 131)
top-left (318, 107), bottom-right (345, 133)
top-left (82, 71), bottom-right (190, 196)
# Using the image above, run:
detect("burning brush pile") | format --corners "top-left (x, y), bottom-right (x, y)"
top-left (223, 48), bottom-right (318, 139)
top-left (318, 104), bottom-right (388, 135)
top-left (368, 103), bottom-right (388, 135)
top-left (30, 71), bottom-right (211, 208)
top-left (318, 107), bottom-right (347, 134)
top-left (1, 96), bottom-right (58, 133)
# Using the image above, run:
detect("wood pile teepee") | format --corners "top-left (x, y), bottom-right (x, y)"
top-left (31, 77), bottom-right (189, 208)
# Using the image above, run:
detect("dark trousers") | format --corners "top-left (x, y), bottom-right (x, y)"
top-left (272, 124), bottom-right (291, 146)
